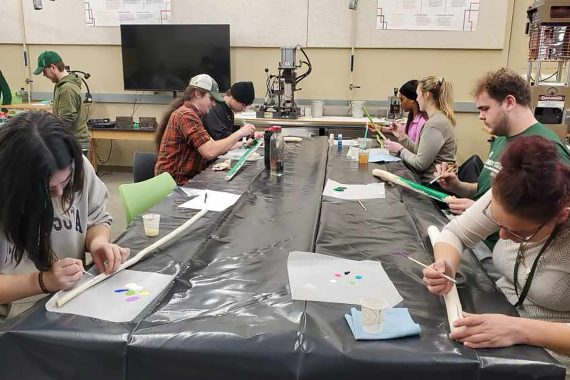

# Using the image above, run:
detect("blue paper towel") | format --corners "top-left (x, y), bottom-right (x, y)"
top-left (345, 307), bottom-right (420, 340)
top-left (368, 149), bottom-right (401, 163)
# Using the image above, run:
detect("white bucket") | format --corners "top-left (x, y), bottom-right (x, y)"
top-left (351, 100), bottom-right (365, 118)
top-left (311, 100), bottom-right (324, 118)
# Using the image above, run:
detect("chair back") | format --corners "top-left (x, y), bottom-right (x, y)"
top-left (119, 172), bottom-right (176, 224)
top-left (133, 151), bottom-right (157, 183)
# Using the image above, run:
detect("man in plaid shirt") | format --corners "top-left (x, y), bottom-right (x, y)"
top-left (155, 74), bottom-right (257, 185)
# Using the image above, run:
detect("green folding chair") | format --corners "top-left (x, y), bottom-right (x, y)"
top-left (119, 172), bottom-right (176, 224)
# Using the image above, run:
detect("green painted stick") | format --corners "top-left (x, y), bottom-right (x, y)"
top-left (362, 105), bottom-right (388, 140)
top-left (224, 139), bottom-right (262, 181)
top-left (372, 169), bottom-right (450, 202)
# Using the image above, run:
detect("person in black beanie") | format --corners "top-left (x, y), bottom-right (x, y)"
top-left (203, 81), bottom-right (257, 142)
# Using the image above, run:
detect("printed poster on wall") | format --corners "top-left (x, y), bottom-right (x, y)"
top-left (85, 0), bottom-right (171, 27)
top-left (377, 0), bottom-right (480, 31)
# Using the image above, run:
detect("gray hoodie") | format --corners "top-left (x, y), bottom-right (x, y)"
top-left (0, 157), bottom-right (112, 318)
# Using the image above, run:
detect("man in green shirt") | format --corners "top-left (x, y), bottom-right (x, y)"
top-left (34, 51), bottom-right (89, 150)
top-left (436, 67), bottom-right (570, 215)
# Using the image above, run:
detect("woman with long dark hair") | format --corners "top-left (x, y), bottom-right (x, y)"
top-left (0, 112), bottom-right (128, 318)
top-left (155, 74), bottom-right (256, 185)
top-left (423, 135), bottom-right (570, 371)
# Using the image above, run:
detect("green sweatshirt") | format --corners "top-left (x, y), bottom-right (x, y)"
top-left (53, 74), bottom-right (89, 144)
top-left (0, 70), bottom-right (12, 106)
top-left (475, 122), bottom-right (570, 251)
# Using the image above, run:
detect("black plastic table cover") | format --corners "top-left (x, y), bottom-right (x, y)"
top-left (0, 138), bottom-right (564, 380)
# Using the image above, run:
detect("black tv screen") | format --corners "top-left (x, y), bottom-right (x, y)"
top-left (120, 24), bottom-right (230, 92)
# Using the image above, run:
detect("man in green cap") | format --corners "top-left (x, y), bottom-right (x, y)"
top-left (34, 51), bottom-right (89, 150)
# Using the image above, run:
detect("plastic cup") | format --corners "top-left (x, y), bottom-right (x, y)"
top-left (360, 297), bottom-right (388, 333)
top-left (351, 100), bottom-right (365, 118)
top-left (358, 137), bottom-right (371, 166)
top-left (142, 213), bottom-right (160, 237)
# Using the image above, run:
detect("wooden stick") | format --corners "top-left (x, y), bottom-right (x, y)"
top-left (225, 139), bottom-right (262, 182)
top-left (372, 169), bottom-right (450, 202)
top-left (427, 225), bottom-right (463, 331)
top-left (55, 208), bottom-right (208, 307)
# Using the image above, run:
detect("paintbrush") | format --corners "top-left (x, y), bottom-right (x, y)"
top-left (83, 270), bottom-right (94, 277)
top-left (428, 163), bottom-right (458, 185)
top-left (392, 251), bottom-right (457, 284)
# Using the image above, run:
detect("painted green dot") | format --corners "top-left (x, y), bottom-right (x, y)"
top-left (349, 280), bottom-right (356, 285)
top-left (126, 289), bottom-right (136, 296)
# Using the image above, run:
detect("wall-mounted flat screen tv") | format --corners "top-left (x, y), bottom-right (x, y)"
top-left (120, 24), bottom-right (230, 92)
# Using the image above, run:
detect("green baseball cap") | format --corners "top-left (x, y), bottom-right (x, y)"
top-left (33, 51), bottom-right (63, 75)
top-left (189, 74), bottom-right (224, 102)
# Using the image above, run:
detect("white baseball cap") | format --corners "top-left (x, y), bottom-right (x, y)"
top-left (189, 74), bottom-right (224, 102)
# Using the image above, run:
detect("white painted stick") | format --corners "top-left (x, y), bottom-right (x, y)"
top-left (427, 225), bottom-right (463, 331)
top-left (55, 208), bottom-right (208, 307)
top-left (372, 168), bottom-right (416, 193)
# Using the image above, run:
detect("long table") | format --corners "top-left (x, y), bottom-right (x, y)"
top-left (0, 138), bottom-right (564, 380)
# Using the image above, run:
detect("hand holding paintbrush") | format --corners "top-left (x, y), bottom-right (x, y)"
top-left (429, 162), bottom-right (458, 185)
top-left (392, 251), bottom-right (457, 284)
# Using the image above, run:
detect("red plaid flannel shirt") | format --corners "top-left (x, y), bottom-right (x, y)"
top-left (155, 102), bottom-right (211, 185)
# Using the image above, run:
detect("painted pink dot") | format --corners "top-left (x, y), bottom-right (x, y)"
top-left (334, 273), bottom-right (341, 277)
top-left (126, 296), bottom-right (139, 302)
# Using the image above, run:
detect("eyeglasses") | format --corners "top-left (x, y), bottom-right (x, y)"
top-left (482, 202), bottom-right (545, 243)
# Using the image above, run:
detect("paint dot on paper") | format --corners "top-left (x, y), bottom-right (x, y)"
top-left (344, 271), bottom-right (350, 275)
top-left (114, 288), bottom-right (129, 293)
top-left (126, 296), bottom-right (139, 302)
top-left (126, 290), bottom-right (136, 296)
top-left (334, 273), bottom-right (341, 277)
top-left (349, 280), bottom-right (356, 285)
top-left (125, 283), bottom-right (144, 291)
top-left (355, 275), bottom-right (363, 280)
top-left (138, 291), bottom-right (150, 296)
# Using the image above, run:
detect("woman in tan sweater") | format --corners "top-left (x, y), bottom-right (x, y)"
top-left (385, 76), bottom-right (457, 183)
top-left (423, 136), bottom-right (570, 374)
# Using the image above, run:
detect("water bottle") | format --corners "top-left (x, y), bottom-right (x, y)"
top-left (270, 126), bottom-right (284, 176)
top-left (337, 133), bottom-right (343, 152)
top-left (264, 127), bottom-right (275, 169)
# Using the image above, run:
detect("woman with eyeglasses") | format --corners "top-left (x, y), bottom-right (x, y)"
top-left (384, 76), bottom-right (457, 183)
top-left (423, 135), bottom-right (570, 369)
top-left (0, 112), bottom-right (129, 319)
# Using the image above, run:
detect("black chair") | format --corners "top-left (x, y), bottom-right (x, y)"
top-left (133, 151), bottom-right (157, 183)
top-left (457, 155), bottom-right (484, 183)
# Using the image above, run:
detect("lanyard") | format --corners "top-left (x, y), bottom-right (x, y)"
top-left (513, 225), bottom-right (560, 307)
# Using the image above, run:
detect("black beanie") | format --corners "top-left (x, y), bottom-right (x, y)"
top-left (399, 80), bottom-right (418, 101)
top-left (230, 81), bottom-right (255, 105)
